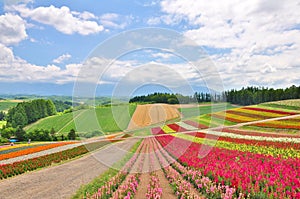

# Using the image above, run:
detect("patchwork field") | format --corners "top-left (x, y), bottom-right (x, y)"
top-left (1, 100), bottom-right (300, 199)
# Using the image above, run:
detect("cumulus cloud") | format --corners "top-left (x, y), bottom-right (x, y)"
top-left (53, 53), bottom-right (71, 64)
top-left (158, 0), bottom-right (300, 89)
top-left (99, 13), bottom-right (132, 29)
top-left (151, 52), bottom-right (174, 59)
top-left (0, 43), bottom-right (80, 83)
top-left (0, 13), bottom-right (27, 45)
top-left (6, 4), bottom-right (104, 35)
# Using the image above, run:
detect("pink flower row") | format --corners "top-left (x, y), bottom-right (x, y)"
top-left (87, 139), bottom-right (146, 199)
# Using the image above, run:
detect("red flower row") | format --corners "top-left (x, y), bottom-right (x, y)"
top-left (242, 107), bottom-right (298, 115)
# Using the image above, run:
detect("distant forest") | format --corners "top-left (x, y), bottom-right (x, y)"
top-left (129, 92), bottom-right (212, 104)
top-left (130, 85), bottom-right (300, 106)
top-left (225, 85), bottom-right (300, 105)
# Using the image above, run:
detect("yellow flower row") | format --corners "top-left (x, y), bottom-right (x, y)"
top-left (161, 125), bottom-right (176, 133)
top-left (0, 142), bottom-right (46, 152)
top-left (235, 107), bottom-right (287, 118)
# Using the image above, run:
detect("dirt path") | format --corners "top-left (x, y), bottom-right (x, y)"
top-left (127, 104), bottom-right (180, 131)
top-left (0, 139), bottom-right (138, 199)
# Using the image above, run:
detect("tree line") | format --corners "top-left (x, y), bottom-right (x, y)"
top-left (129, 92), bottom-right (213, 104)
top-left (224, 85), bottom-right (300, 105)
top-left (130, 85), bottom-right (300, 106)
top-left (6, 99), bottom-right (57, 128)
top-left (0, 126), bottom-right (77, 142)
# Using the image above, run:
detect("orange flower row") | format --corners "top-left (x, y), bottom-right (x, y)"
top-left (0, 142), bottom-right (77, 161)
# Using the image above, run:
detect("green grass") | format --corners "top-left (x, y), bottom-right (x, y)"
top-left (72, 139), bottom-right (142, 199)
top-left (179, 103), bottom-right (238, 119)
top-left (25, 111), bottom-right (75, 132)
top-left (25, 105), bottom-right (137, 134)
top-left (0, 101), bottom-right (18, 111)
top-left (259, 103), bottom-right (300, 111)
top-left (194, 114), bottom-right (236, 127)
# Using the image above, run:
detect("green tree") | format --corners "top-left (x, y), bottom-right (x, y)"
top-left (50, 127), bottom-right (56, 138)
top-left (1, 127), bottom-right (15, 139)
top-left (15, 126), bottom-right (26, 141)
top-left (0, 111), bottom-right (6, 121)
top-left (68, 129), bottom-right (76, 140)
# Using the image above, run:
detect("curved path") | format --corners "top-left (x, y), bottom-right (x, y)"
top-left (0, 138), bottom-right (138, 199)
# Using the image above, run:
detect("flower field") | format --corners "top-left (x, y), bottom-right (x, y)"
top-left (0, 140), bottom-right (114, 179)
top-left (83, 136), bottom-right (245, 199)
top-left (76, 108), bottom-right (300, 199)
top-left (209, 106), bottom-right (299, 125)
top-left (153, 127), bottom-right (300, 198)
top-left (0, 141), bottom-right (77, 161)
top-left (246, 116), bottom-right (300, 130)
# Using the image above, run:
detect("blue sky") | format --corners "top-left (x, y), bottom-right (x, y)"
top-left (0, 0), bottom-right (300, 96)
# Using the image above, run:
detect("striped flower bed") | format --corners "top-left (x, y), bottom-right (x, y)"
top-left (0, 142), bottom-right (77, 161)
top-left (167, 123), bottom-right (188, 132)
top-left (219, 128), bottom-right (300, 138)
top-left (242, 107), bottom-right (298, 115)
top-left (183, 120), bottom-right (209, 129)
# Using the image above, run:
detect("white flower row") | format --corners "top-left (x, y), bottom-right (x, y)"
top-left (201, 130), bottom-right (300, 143)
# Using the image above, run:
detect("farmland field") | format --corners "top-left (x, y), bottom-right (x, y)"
top-left (25, 105), bottom-right (137, 134)
top-left (179, 103), bottom-right (237, 118)
top-left (0, 100), bottom-right (19, 111)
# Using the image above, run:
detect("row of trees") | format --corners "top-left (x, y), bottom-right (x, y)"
top-left (0, 125), bottom-right (77, 142)
top-left (130, 85), bottom-right (300, 106)
top-left (225, 85), bottom-right (300, 105)
top-left (6, 99), bottom-right (56, 127)
top-left (129, 92), bottom-right (214, 104)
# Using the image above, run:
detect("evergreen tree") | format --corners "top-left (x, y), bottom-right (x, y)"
top-left (15, 126), bottom-right (26, 141)
top-left (68, 129), bottom-right (76, 140)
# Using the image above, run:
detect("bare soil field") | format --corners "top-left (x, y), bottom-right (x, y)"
top-left (127, 104), bottom-right (180, 130)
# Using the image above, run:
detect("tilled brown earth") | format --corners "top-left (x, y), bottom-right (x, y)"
top-left (127, 104), bottom-right (180, 131)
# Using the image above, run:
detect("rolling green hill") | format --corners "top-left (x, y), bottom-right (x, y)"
top-left (25, 105), bottom-right (137, 134)
top-left (0, 100), bottom-right (19, 111)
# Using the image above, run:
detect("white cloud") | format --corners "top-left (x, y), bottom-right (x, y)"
top-left (53, 53), bottom-right (71, 64)
top-left (0, 43), bottom-right (80, 83)
top-left (6, 4), bottom-right (104, 35)
top-left (147, 17), bottom-right (161, 25)
top-left (158, 0), bottom-right (300, 89)
top-left (0, 13), bottom-right (27, 45)
top-left (152, 52), bottom-right (174, 59)
top-left (99, 13), bottom-right (132, 29)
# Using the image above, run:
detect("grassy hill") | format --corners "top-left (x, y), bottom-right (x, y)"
top-left (0, 100), bottom-right (20, 111)
top-left (25, 105), bottom-right (137, 135)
